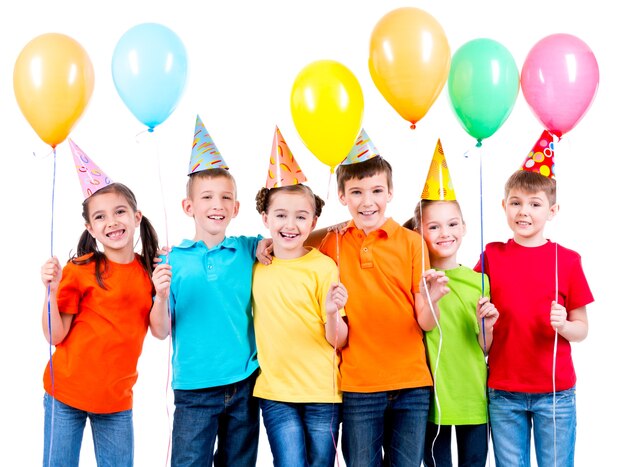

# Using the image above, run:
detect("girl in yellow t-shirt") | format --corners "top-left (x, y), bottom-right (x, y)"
top-left (252, 183), bottom-right (348, 467)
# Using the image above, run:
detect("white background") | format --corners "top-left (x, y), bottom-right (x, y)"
top-left (0, 1), bottom-right (620, 465)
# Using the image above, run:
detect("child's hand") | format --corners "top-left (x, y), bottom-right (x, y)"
top-left (327, 222), bottom-right (349, 235)
top-left (550, 301), bottom-right (567, 332)
top-left (41, 257), bottom-right (62, 292)
top-left (256, 238), bottom-right (273, 265)
top-left (476, 296), bottom-right (499, 331)
top-left (153, 245), bottom-right (171, 268)
top-left (152, 264), bottom-right (172, 300)
top-left (420, 269), bottom-right (449, 303)
top-left (326, 282), bottom-right (348, 314)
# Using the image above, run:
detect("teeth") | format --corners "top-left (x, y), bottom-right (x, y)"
top-left (281, 233), bottom-right (297, 238)
top-left (107, 230), bottom-right (124, 238)
top-left (361, 211), bottom-right (375, 216)
top-left (209, 215), bottom-right (225, 220)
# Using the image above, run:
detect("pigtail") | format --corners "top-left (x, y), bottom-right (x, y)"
top-left (255, 187), bottom-right (270, 214)
top-left (73, 229), bottom-right (108, 289)
top-left (137, 215), bottom-right (159, 274)
top-left (313, 194), bottom-right (325, 217)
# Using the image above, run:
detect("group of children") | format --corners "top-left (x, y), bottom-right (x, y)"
top-left (40, 119), bottom-right (593, 467)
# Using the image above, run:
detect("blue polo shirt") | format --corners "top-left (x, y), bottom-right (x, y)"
top-left (166, 236), bottom-right (261, 389)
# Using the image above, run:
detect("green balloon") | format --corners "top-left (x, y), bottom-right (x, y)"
top-left (448, 38), bottom-right (520, 143)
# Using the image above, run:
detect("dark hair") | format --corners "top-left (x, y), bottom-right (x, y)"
top-left (186, 168), bottom-right (237, 198)
top-left (504, 170), bottom-right (557, 206)
top-left (255, 184), bottom-right (325, 217)
top-left (336, 156), bottom-right (393, 194)
top-left (410, 199), bottom-right (464, 234)
top-left (72, 182), bottom-right (159, 289)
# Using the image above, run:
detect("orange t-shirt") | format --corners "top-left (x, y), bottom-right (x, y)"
top-left (319, 218), bottom-right (432, 392)
top-left (43, 254), bottom-right (153, 413)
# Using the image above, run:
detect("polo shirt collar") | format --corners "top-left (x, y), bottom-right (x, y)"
top-left (178, 237), bottom-right (238, 251)
top-left (346, 218), bottom-right (398, 238)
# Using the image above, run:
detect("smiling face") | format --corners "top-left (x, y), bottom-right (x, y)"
top-left (85, 190), bottom-right (142, 263)
top-left (418, 201), bottom-right (465, 269)
top-left (339, 172), bottom-right (392, 235)
top-left (183, 174), bottom-right (239, 246)
top-left (503, 188), bottom-right (558, 247)
top-left (262, 190), bottom-right (317, 259)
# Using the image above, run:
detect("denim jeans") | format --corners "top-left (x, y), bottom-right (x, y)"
top-left (341, 387), bottom-right (430, 467)
top-left (259, 399), bottom-right (341, 467)
top-left (423, 422), bottom-right (488, 467)
top-left (43, 392), bottom-right (133, 467)
top-left (171, 372), bottom-right (259, 467)
top-left (488, 387), bottom-right (576, 467)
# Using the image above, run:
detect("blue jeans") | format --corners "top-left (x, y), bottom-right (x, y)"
top-left (488, 387), bottom-right (576, 467)
top-left (423, 422), bottom-right (488, 467)
top-left (171, 372), bottom-right (259, 467)
top-left (341, 387), bottom-right (431, 467)
top-left (260, 399), bottom-right (341, 467)
top-left (43, 392), bottom-right (133, 467)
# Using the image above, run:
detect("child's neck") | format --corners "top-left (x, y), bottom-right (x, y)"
top-left (430, 256), bottom-right (459, 270)
top-left (273, 244), bottom-right (308, 260)
top-left (104, 246), bottom-right (135, 264)
top-left (195, 231), bottom-right (226, 249)
top-left (513, 234), bottom-right (547, 247)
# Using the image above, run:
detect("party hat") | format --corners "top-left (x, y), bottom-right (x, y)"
top-left (265, 126), bottom-right (307, 189)
top-left (520, 130), bottom-right (556, 179)
top-left (69, 139), bottom-right (113, 199)
top-left (421, 139), bottom-right (456, 201)
top-left (188, 115), bottom-right (228, 175)
top-left (341, 129), bottom-right (380, 165)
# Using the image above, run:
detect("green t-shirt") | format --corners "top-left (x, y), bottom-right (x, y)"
top-left (425, 265), bottom-right (489, 425)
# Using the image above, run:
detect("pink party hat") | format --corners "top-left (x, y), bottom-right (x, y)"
top-left (520, 130), bottom-right (556, 179)
top-left (188, 115), bottom-right (229, 175)
top-left (265, 127), bottom-right (307, 189)
top-left (69, 139), bottom-right (112, 198)
top-left (421, 139), bottom-right (456, 201)
top-left (340, 129), bottom-right (380, 165)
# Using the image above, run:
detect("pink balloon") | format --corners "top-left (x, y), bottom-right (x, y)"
top-left (521, 33), bottom-right (599, 137)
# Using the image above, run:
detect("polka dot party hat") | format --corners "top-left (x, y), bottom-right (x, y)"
top-left (69, 138), bottom-right (113, 199)
top-left (520, 130), bottom-right (556, 179)
top-left (421, 139), bottom-right (456, 201)
top-left (188, 115), bottom-right (229, 175)
top-left (265, 126), bottom-right (307, 189)
top-left (340, 128), bottom-right (380, 165)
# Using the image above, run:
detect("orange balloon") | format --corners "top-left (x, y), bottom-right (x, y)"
top-left (369, 7), bottom-right (450, 128)
top-left (14, 33), bottom-right (94, 148)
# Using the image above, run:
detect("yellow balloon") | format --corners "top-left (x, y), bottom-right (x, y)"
top-left (369, 7), bottom-right (450, 128)
top-left (14, 33), bottom-right (94, 148)
top-left (291, 60), bottom-right (364, 169)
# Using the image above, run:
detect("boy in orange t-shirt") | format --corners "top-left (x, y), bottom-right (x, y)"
top-left (318, 131), bottom-right (449, 466)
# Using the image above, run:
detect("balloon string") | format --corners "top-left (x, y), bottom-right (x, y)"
top-left (46, 147), bottom-right (58, 467)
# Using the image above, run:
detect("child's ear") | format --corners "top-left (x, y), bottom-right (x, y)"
top-left (85, 223), bottom-right (96, 239)
top-left (338, 191), bottom-right (347, 206)
top-left (232, 200), bottom-right (240, 218)
top-left (548, 203), bottom-right (560, 220)
top-left (182, 198), bottom-right (194, 217)
top-left (261, 212), bottom-right (269, 228)
top-left (134, 210), bottom-right (143, 227)
top-left (311, 216), bottom-right (318, 230)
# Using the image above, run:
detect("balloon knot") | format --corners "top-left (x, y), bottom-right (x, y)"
top-left (410, 124), bottom-right (416, 130)
top-left (475, 139), bottom-right (483, 148)
top-left (148, 127), bottom-right (154, 133)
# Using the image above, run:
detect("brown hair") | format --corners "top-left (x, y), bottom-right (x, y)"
top-left (186, 168), bottom-right (237, 198)
top-left (74, 182), bottom-right (159, 289)
top-left (407, 199), bottom-right (464, 233)
top-left (504, 170), bottom-right (557, 206)
top-left (255, 184), bottom-right (325, 217)
top-left (336, 156), bottom-right (393, 194)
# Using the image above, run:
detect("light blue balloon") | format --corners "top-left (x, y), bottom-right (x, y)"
top-left (112, 23), bottom-right (188, 130)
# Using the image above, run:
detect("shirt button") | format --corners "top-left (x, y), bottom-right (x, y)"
top-left (363, 247), bottom-right (368, 252)
top-left (209, 265), bottom-right (213, 269)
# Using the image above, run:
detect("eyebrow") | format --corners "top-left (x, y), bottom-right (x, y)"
top-left (90, 204), bottom-right (128, 217)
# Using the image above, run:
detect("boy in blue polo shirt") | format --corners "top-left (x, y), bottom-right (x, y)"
top-left (151, 116), bottom-right (267, 466)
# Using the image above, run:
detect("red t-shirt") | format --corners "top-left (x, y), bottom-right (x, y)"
top-left (475, 240), bottom-right (594, 392)
top-left (43, 255), bottom-right (153, 413)
top-left (320, 218), bottom-right (432, 392)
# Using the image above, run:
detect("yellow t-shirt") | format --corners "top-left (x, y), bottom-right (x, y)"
top-left (252, 248), bottom-right (343, 403)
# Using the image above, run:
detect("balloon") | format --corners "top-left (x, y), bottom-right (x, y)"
top-left (521, 33), bottom-right (599, 137)
top-left (13, 33), bottom-right (94, 148)
top-left (369, 7), bottom-right (450, 129)
top-left (448, 38), bottom-right (519, 144)
top-left (290, 60), bottom-right (364, 169)
top-left (112, 23), bottom-right (188, 131)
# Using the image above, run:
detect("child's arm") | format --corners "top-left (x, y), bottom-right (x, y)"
top-left (415, 269), bottom-right (449, 331)
top-left (150, 263), bottom-right (172, 339)
top-left (551, 302), bottom-right (588, 342)
top-left (41, 257), bottom-right (73, 345)
top-left (324, 282), bottom-right (349, 348)
top-left (305, 221), bottom-right (349, 248)
top-left (476, 297), bottom-right (499, 353)
top-left (255, 238), bottom-right (273, 265)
